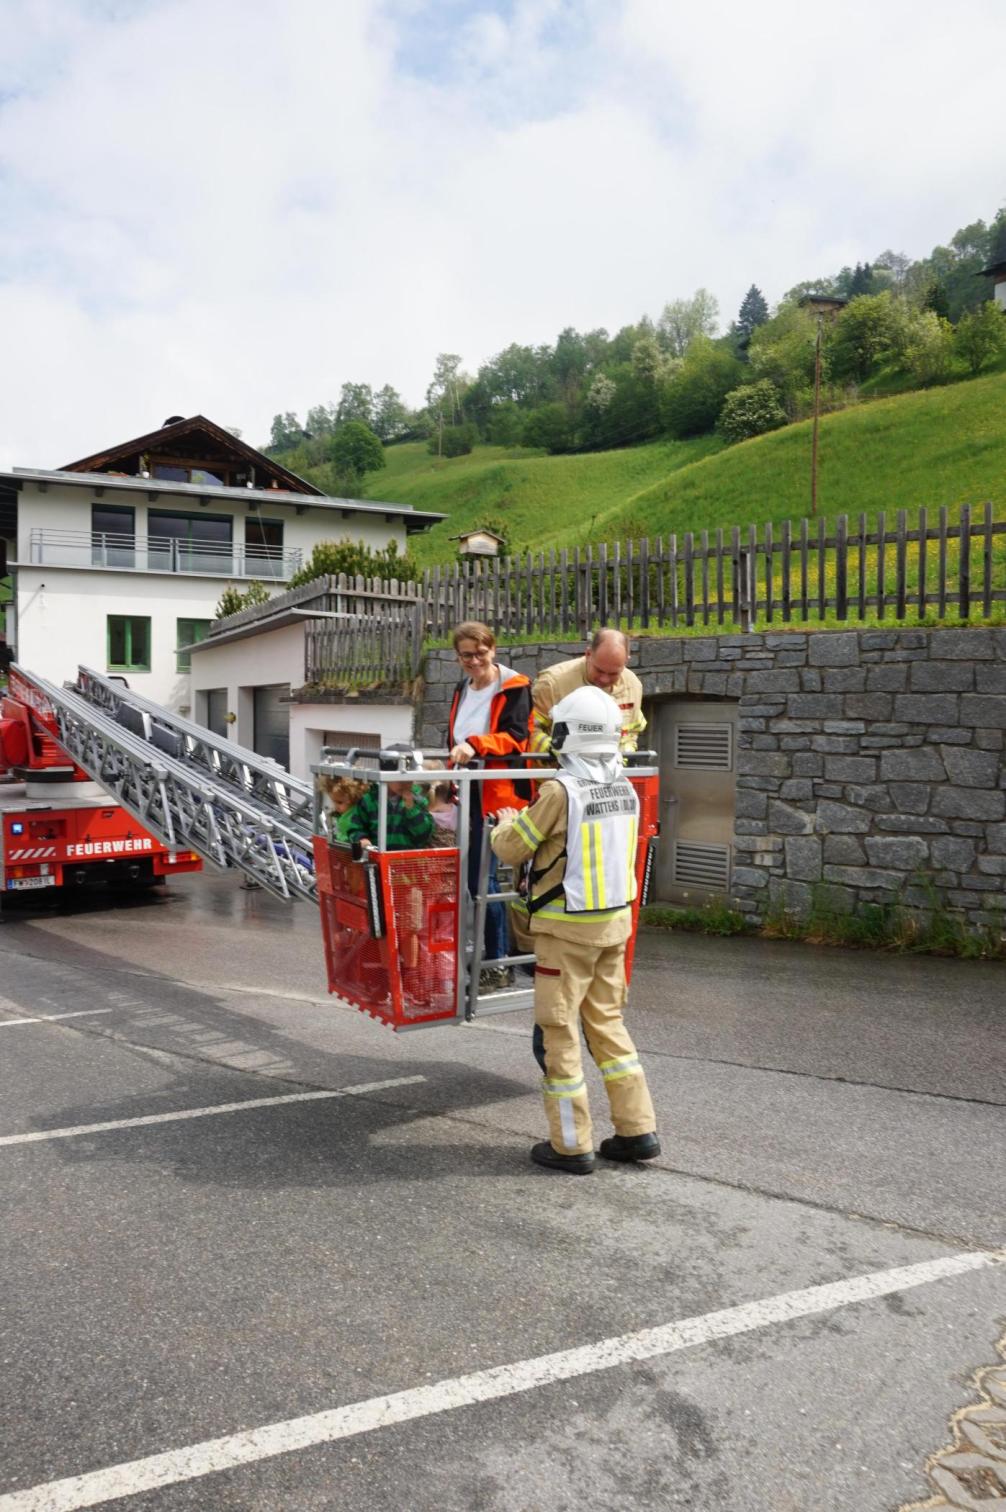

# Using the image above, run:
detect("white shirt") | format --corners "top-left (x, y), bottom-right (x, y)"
top-left (453, 663), bottom-right (514, 746)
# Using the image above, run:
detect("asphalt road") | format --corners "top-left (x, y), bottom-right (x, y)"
top-left (0, 873), bottom-right (1003, 1511)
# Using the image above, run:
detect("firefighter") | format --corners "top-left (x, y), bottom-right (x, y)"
top-left (492, 685), bottom-right (660, 1174)
top-left (530, 628), bottom-right (645, 760)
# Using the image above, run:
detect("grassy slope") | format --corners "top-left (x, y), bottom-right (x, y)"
top-left (360, 370), bottom-right (1006, 566)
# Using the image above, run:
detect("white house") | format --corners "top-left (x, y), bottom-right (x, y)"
top-left (0, 416), bottom-right (443, 746)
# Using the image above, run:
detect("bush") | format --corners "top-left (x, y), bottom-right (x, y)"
top-left (954, 302), bottom-right (1006, 374)
top-left (288, 536), bottom-right (419, 589)
top-left (215, 581), bottom-right (271, 619)
top-left (903, 311), bottom-right (955, 386)
top-left (522, 403), bottom-right (574, 453)
top-left (718, 380), bottom-right (788, 443)
top-left (428, 421), bottom-right (478, 458)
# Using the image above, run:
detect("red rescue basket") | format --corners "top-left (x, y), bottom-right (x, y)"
top-left (312, 753), bottom-right (660, 1031)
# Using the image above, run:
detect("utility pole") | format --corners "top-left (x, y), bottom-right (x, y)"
top-left (810, 312), bottom-right (823, 518)
top-left (437, 410), bottom-right (443, 458)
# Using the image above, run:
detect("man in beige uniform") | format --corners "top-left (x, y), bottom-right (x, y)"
top-left (530, 627), bottom-right (645, 759)
top-left (493, 685), bottom-right (660, 1175)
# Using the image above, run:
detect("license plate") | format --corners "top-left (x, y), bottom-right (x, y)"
top-left (7, 876), bottom-right (56, 891)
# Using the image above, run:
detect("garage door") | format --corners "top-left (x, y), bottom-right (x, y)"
top-left (205, 688), bottom-right (229, 739)
top-left (253, 684), bottom-right (290, 768)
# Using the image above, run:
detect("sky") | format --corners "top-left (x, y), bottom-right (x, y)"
top-left (1, 0), bottom-right (1004, 467)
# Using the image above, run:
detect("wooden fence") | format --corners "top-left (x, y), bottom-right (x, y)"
top-left (420, 503), bottom-right (1005, 637)
top-left (304, 605), bottom-right (423, 687)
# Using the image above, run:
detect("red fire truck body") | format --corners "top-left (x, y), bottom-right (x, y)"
top-left (0, 671), bottom-right (200, 896)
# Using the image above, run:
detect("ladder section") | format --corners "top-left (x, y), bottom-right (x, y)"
top-left (10, 665), bottom-right (316, 902)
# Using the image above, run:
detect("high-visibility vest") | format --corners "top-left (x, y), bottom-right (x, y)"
top-left (528, 772), bottom-right (639, 916)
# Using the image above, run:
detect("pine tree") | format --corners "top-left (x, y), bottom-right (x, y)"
top-left (737, 285), bottom-right (769, 342)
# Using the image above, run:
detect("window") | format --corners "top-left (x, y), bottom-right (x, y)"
top-left (176, 618), bottom-right (211, 672)
top-left (148, 510), bottom-right (233, 572)
top-left (108, 616), bottom-right (151, 671)
top-left (91, 504), bottom-right (136, 568)
top-left (246, 517), bottom-right (284, 577)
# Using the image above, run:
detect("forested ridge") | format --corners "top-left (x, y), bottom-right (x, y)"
top-left (263, 204), bottom-right (1006, 502)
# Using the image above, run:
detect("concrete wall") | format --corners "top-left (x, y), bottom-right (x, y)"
top-left (418, 627), bottom-right (1006, 931)
top-left (290, 701), bottom-right (414, 781)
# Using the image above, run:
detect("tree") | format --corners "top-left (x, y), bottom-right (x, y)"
top-left (584, 373), bottom-right (616, 413)
top-left (329, 421), bottom-right (385, 486)
top-left (657, 289), bottom-right (719, 357)
top-left (954, 302), bottom-right (1006, 374)
top-left (426, 353), bottom-right (467, 424)
top-left (748, 304), bottom-right (817, 403)
top-left (305, 404), bottom-right (336, 438)
top-left (659, 339), bottom-right (744, 438)
top-left (269, 412), bottom-right (301, 450)
top-left (372, 385), bottom-right (411, 443)
top-left (718, 381), bottom-right (788, 443)
top-left (335, 383), bottom-right (374, 429)
top-left (825, 293), bottom-right (898, 384)
top-left (631, 333), bottom-right (665, 385)
top-left (922, 282), bottom-right (951, 320)
top-left (736, 285), bottom-right (769, 344)
top-left (903, 311), bottom-right (955, 386)
top-left (216, 581), bottom-right (271, 619)
top-left (428, 421), bottom-right (477, 457)
top-left (289, 537), bottom-right (418, 590)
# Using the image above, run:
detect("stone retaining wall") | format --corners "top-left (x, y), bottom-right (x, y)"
top-left (417, 627), bottom-right (1006, 931)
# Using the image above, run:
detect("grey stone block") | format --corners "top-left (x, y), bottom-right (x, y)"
top-left (768, 877), bottom-right (815, 912)
top-left (975, 664), bottom-right (1006, 693)
top-left (732, 866), bottom-right (769, 889)
top-left (987, 823), bottom-right (1006, 853)
top-left (893, 694), bottom-right (959, 725)
top-left (768, 800), bottom-right (815, 834)
top-left (775, 651), bottom-right (808, 667)
top-left (844, 784), bottom-right (892, 812)
top-left (752, 734), bottom-right (781, 750)
top-left (910, 661), bottom-right (974, 692)
top-left (874, 815), bottom-right (948, 833)
top-left (823, 865), bottom-right (903, 890)
top-left (785, 835), bottom-right (822, 881)
top-left (816, 784), bottom-right (845, 798)
top-left (765, 634), bottom-right (806, 649)
top-left (897, 631), bottom-right (929, 649)
top-left (808, 632), bottom-right (859, 666)
top-left (639, 636), bottom-right (684, 666)
top-left (931, 836), bottom-right (977, 870)
top-left (747, 669), bottom-right (801, 693)
top-left (736, 835), bottom-right (784, 853)
top-left (879, 748), bottom-right (946, 782)
top-left (931, 787), bottom-right (1006, 820)
top-left (799, 670), bottom-right (823, 692)
top-left (845, 693), bottom-right (895, 721)
top-left (737, 751), bottom-right (791, 778)
top-left (779, 737), bottom-right (811, 752)
top-left (960, 694), bottom-right (1006, 728)
top-left (822, 721), bottom-right (867, 735)
top-left (977, 855), bottom-right (1006, 875)
top-left (812, 736), bottom-right (860, 754)
top-left (780, 778), bottom-right (814, 800)
top-left (734, 819), bottom-right (768, 835)
top-left (737, 703), bottom-right (787, 718)
top-left (866, 664), bottom-right (908, 692)
top-left (889, 783), bottom-right (930, 815)
top-left (941, 746), bottom-right (1002, 787)
top-left (815, 801), bottom-right (872, 834)
top-left (975, 728), bottom-right (1005, 751)
top-left (823, 835), bottom-right (866, 864)
top-left (735, 788), bottom-right (768, 819)
top-left (793, 754), bottom-right (824, 777)
top-left (788, 694), bottom-right (846, 719)
top-left (948, 822), bottom-right (986, 836)
top-left (927, 628), bottom-right (995, 660)
top-left (864, 836), bottom-right (930, 870)
top-left (824, 755), bottom-right (877, 783)
top-left (682, 639), bottom-right (719, 661)
top-left (927, 726), bottom-right (972, 744)
top-left (861, 631), bottom-right (898, 650)
top-left (822, 668), bottom-right (867, 692)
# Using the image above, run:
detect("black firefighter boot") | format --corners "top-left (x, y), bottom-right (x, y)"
top-left (598, 1132), bottom-right (661, 1162)
top-left (531, 1141), bottom-right (595, 1175)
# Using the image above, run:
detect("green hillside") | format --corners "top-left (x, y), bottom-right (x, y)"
top-left (366, 371), bottom-right (1006, 566)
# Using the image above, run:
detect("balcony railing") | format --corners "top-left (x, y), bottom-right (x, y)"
top-left (26, 529), bottom-right (303, 581)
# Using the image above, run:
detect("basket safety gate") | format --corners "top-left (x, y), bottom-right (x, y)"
top-left (312, 754), bottom-right (660, 1032)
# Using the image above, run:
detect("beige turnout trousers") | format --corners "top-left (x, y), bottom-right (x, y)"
top-left (534, 931), bottom-right (655, 1156)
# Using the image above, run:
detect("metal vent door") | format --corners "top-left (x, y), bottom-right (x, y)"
top-left (653, 700), bottom-right (738, 904)
top-left (253, 684), bottom-right (291, 769)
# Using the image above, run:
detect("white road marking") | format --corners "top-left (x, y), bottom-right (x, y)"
top-left (0, 1250), bottom-right (1000, 1512)
top-left (0, 1076), bottom-right (425, 1148)
top-left (0, 1009), bottom-right (114, 1028)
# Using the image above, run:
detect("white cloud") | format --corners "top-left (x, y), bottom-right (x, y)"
top-left (1, 0), bottom-right (1004, 466)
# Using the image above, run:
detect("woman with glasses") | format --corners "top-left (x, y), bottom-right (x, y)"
top-left (446, 621), bottom-right (532, 991)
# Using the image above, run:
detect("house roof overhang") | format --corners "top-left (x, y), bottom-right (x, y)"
top-left (0, 467), bottom-right (445, 532)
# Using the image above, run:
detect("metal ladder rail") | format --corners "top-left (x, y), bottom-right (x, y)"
top-left (74, 667), bottom-right (315, 830)
top-left (466, 820), bottom-right (535, 1019)
top-left (11, 666), bottom-right (316, 902)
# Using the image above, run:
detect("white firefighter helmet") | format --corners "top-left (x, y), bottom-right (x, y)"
top-left (550, 685), bottom-right (621, 759)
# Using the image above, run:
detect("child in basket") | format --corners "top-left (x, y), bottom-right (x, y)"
top-left (428, 779), bottom-right (459, 845)
top-left (320, 776), bottom-right (369, 844)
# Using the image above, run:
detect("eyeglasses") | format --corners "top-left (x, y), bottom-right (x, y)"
top-left (457, 648), bottom-right (492, 661)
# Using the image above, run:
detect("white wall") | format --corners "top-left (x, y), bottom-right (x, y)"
top-left (190, 621), bottom-right (305, 749)
top-left (290, 702), bottom-right (415, 781)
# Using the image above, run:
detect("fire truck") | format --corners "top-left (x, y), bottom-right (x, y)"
top-left (0, 667), bottom-right (201, 897)
top-left (1, 662), bottom-right (658, 1030)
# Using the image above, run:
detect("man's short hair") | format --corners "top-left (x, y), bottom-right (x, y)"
top-left (589, 628), bottom-right (629, 654)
